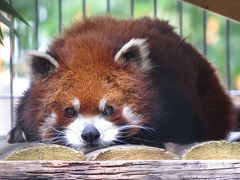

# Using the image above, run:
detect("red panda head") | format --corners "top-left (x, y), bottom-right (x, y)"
top-left (25, 32), bottom-right (155, 152)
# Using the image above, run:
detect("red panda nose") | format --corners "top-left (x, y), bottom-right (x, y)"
top-left (81, 124), bottom-right (100, 143)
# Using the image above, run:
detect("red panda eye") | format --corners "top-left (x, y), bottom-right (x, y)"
top-left (102, 106), bottom-right (114, 116)
top-left (65, 108), bottom-right (77, 118)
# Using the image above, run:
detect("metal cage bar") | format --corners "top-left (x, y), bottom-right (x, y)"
top-left (58, 0), bottom-right (62, 33)
top-left (177, 0), bottom-right (183, 37)
top-left (226, 19), bottom-right (231, 89)
top-left (82, 0), bottom-right (86, 17)
top-left (130, 0), bottom-right (134, 17)
top-left (203, 10), bottom-right (207, 56)
top-left (107, 0), bottom-right (111, 13)
top-left (9, 0), bottom-right (14, 128)
top-left (34, 0), bottom-right (39, 50)
top-left (153, 0), bottom-right (157, 18)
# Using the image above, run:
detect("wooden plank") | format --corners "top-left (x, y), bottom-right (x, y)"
top-left (183, 0), bottom-right (240, 22)
top-left (0, 160), bottom-right (240, 179)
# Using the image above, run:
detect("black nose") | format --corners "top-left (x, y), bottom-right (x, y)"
top-left (81, 124), bottom-right (100, 143)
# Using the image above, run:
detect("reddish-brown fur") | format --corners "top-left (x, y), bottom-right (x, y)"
top-left (8, 16), bottom-right (235, 147)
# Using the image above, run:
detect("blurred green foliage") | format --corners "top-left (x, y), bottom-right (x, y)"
top-left (0, 0), bottom-right (29, 45)
top-left (2, 0), bottom-right (240, 89)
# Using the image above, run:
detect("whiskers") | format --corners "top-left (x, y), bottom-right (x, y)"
top-left (36, 121), bottom-right (157, 151)
top-left (39, 122), bottom-right (67, 145)
top-left (118, 124), bottom-right (156, 133)
top-left (114, 124), bottom-right (157, 144)
top-left (41, 125), bottom-right (87, 151)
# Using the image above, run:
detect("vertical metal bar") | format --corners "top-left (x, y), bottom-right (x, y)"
top-left (177, 0), bottom-right (183, 37)
top-left (130, 0), bottom-right (134, 17)
top-left (58, 0), bottom-right (62, 33)
top-left (107, 0), bottom-right (111, 13)
top-left (203, 10), bottom-right (207, 56)
top-left (153, 0), bottom-right (157, 18)
top-left (226, 19), bottom-right (231, 89)
top-left (82, 0), bottom-right (86, 17)
top-left (9, 0), bottom-right (14, 128)
top-left (34, 0), bottom-right (39, 50)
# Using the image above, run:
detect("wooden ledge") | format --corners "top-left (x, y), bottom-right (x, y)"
top-left (0, 160), bottom-right (240, 179)
top-left (183, 0), bottom-right (240, 22)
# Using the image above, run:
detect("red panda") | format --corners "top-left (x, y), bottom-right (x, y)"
top-left (7, 16), bottom-right (235, 152)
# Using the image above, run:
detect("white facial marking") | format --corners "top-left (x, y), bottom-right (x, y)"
top-left (93, 117), bottom-right (119, 142)
top-left (114, 38), bottom-right (151, 71)
top-left (122, 105), bottom-right (142, 124)
top-left (72, 98), bottom-right (80, 110)
top-left (99, 98), bottom-right (107, 111)
top-left (39, 112), bottom-right (57, 138)
top-left (65, 115), bottom-right (119, 152)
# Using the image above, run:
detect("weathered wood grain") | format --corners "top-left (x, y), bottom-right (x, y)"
top-left (0, 160), bottom-right (240, 179)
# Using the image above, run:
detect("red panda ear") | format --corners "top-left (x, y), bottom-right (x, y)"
top-left (114, 38), bottom-right (151, 71)
top-left (28, 51), bottom-right (59, 82)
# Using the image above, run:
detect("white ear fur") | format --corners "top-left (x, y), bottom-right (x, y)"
top-left (28, 50), bottom-right (60, 69)
top-left (114, 38), bottom-right (151, 71)
top-left (28, 50), bottom-right (60, 81)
